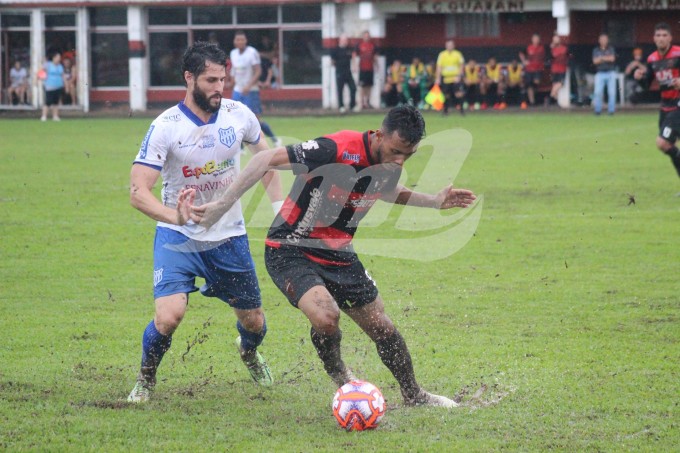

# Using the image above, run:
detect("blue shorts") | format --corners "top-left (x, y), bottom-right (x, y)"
top-left (152, 227), bottom-right (261, 309)
top-left (232, 90), bottom-right (262, 114)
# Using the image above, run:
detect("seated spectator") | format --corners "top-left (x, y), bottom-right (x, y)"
top-left (404, 56), bottom-right (429, 109)
top-left (481, 57), bottom-right (506, 109)
top-left (624, 47), bottom-right (646, 105)
top-left (464, 59), bottom-right (481, 110)
top-left (382, 59), bottom-right (405, 108)
top-left (62, 56), bottom-right (77, 105)
top-left (505, 59), bottom-right (526, 108)
top-left (8, 60), bottom-right (29, 105)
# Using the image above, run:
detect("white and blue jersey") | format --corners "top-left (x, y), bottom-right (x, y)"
top-left (134, 99), bottom-right (263, 305)
top-left (134, 99), bottom-right (261, 242)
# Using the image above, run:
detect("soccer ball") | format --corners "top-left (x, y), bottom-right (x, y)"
top-left (332, 380), bottom-right (386, 431)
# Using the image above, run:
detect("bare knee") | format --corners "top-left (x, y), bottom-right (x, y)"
top-left (313, 309), bottom-right (341, 335)
top-left (656, 137), bottom-right (673, 153)
top-left (299, 287), bottom-right (340, 335)
top-left (154, 294), bottom-right (188, 335)
top-left (236, 308), bottom-right (265, 332)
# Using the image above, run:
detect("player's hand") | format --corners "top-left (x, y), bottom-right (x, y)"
top-left (176, 188), bottom-right (196, 226)
top-left (436, 185), bottom-right (476, 209)
top-left (189, 199), bottom-right (230, 229)
top-left (672, 78), bottom-right (680, 90)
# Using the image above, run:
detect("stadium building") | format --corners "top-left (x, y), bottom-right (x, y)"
top-left (0, 0), bottom-right (673, 112)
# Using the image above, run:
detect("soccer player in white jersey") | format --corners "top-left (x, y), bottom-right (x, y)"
top-left (127, 41), bottom-right (283, 403)
top-left (229, 30), bottom-right (282, 147)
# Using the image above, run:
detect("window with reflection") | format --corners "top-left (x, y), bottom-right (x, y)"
top-left (45, 14), bottom-right (76, 28)
top-left (1, 14), bottom-right (30, 28)
top-left (192, 7), bottom-right (232, 25)
top-left (89, 7), bottom-right (127, 27)
top-left (282, 5), bottom-right (321, 23)
top-left (150, 33), bottom-right (188, 86)
top-left (148, 8), bottom-right (187, 26)
top-left (236, 6), bottom-right (277, 24)
top-left (282, 30), bottom-right (321, 85)
top-left (91, 33), bottom-right (129, 87)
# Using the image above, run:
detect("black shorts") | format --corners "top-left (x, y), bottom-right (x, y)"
top-left (659, 109), bottom-right (680, 143)
top-left (45, 88), bottom-right (64, 106)
top-left (551, 72), bottom-right (566, 83)
top-left (359, 71), bottom-right (374, 87)
top-left (524, 71), bottom-right (542, 86)
top-left (264, 245), bottom-right (379, 309)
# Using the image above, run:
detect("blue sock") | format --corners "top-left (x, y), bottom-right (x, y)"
top-left (141, 320), bottom-right (172, 371)
top-left (259, 121), bottom-right (277, 140)
top-left (236, 319), bottom-right (267, 352)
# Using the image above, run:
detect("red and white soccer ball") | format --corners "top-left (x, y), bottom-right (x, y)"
top-left (332, 380), bottom-right (386, 431)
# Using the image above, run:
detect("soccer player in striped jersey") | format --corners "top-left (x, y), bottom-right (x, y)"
top-left (187, 105), bottom-right (476, 408)
top-left (635, 22), bottom-right (680, 181)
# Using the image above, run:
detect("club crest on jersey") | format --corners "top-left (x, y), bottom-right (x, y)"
top-left (219, 127), bottom-right (237, 148)
top-left (341, 150), bottom-right (360, 163)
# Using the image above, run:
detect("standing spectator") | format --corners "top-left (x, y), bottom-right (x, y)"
top-left (356, 31), bottom-right (378, 110)
top-left (634, 22), bottom-right (680, 180)
top-left (40, 50), bottom-right (66, 121)
top-left (229, 30), bottom-right (281, 146)
top-left (330, 33), bottom-right (357, 113)
top-left (62, 56), bottom-right (77, 105)
top-left (259, 55), bottom-right (280, 90)
top-left (435, 39), bottom-right (466, 115)
top-left (549, 34), bottom-right (569, 106)
top-left (520, 33), bottom-right (546, 106)
top-left (258, 35), bottom-right (277, 61)
top-left (624, 47), bottom-right (646, 105)
top-left (8, 60), bottom-right (29, 105)
top-left (505, 59), bottom-right (526, 108)
top-left (464, 59), bottom-right (481, 110)
top-left (592, 32), bottom-right (618, 115)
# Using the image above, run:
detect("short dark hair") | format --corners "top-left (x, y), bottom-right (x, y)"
top-left (655, 22), bottom-right (671, 33)
top-left (235, 30), bottom-right (247, 38)
top-left (181, 41), bottom-right (227, 86)
top-left (382, 104), bottom-right (426, 146)
top-left (46, 48), bottom-right (60, 60)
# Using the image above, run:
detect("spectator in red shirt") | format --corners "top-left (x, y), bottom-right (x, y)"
top-left (549, 34), bottom-right (569, 106)
top-left (356, 31), bottom-right (378, 110)
top-left (520, 33), bottom-right (546, 106)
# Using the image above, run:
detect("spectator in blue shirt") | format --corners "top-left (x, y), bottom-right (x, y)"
top-left (40, 49), bottom-right (66, 121)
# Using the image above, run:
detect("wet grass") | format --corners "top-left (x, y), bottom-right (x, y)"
top-left (0, 109), bottom-right (678, 451)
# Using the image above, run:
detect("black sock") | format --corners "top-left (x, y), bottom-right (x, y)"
top-left (375, 331), bottom-right (419, 399)
top-left (669, 146), bottom-right (680, 177)
top-left (310, 327), bottom-right (346, 378)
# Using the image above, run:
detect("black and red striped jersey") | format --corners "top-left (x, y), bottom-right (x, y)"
top-left (266, 130), bottom-right (401, 266)
top-left (646, 45), bottom-right (680, 112)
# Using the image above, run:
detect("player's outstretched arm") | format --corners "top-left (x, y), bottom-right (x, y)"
top-left (387, 183), bottom-right (476, 209)
top-left (247, 134), bottom-right (284, 212)
top-left (189, 147), bottom-right (291, 227)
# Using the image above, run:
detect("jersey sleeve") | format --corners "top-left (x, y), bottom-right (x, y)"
top-left (133, 120), bottom-right (167, 170)
top-left (285, 137), bottom-right (337, 174)
top-left (242, 107), bottom-right (262, 145)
